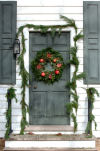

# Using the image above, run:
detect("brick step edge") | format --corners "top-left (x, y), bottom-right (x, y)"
top-left (3, 148), bottom-right (97, 151)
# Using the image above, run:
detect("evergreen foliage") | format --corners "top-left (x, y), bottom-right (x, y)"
top-left (5, 87), bottom-right (17, 139)
top-left (85, 87), bottom-right (99, 137)
top-left (17, 31), bottom-right (29, 134)
top-left (6, 87), bottom-right (17, 103)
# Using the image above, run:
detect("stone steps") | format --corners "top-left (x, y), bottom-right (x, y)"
top-left (4, 148), bottom-right (98, 151)
top-left (4, 140), bottom-right (96, 148)
top-left (8, 134), bottom-right (96, 141)
top-left (4, 134), bottom-right (97, 151)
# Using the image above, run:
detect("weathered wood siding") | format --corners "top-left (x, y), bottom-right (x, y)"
top-left (0, 0), bottom-right (100, 137)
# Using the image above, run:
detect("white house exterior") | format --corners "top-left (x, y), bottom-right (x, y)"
top-left (0, 0), bottom-right (100, 141)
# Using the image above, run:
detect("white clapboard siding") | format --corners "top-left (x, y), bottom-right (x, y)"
top-left (95, 116), bottom-right (100, 123)
top-left (0, 116), bottom-right (6, 123)
top-left (77, 122), bottom-right (87, 131)
top-left (0, 131), bottom-right (6, 137)
top-left (0, 123), bottom-right (6, 131)
top-left (16, 73), bottom-right (22, 80)
top-left (77, 50), bottom-right (83, 58)
top-left (17, 7), bottom-right (83, 14)
top-left (93, 131), bottom-right (100, 137)
top-left (77, 109), bottom-right (88, 116)
top-left (0, 101), bottom-right (7, 109)
top-left (12, 109), bottom-right (22, 116)
top-left (17, 14), bottom-right (83, 21)
top-left (0, 88), bottom-right (7, 95)
top-left (77, 116), bottom-right (88, 123)
top-left (78, 94), bottom-right (87, 101)
top-left (78, 100), bottom-right (88, 109)
top-left (12, 123), bottom-right (21, 131)
top-left (0, 109), bottom-right (6, 116)
top-left (94, 101), bottom-right (100, 108)
top-left (12, 116), bottom-right (22, 123)
top-left (0, 0), bottom-right (100, 138)
top-left (16, 0), bottom-right (83, 7)
top-left (0, 95), bottom-right (6, 100)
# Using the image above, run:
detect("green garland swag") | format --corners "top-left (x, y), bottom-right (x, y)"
top-left (5, 87), bottom-right (17, 139)
top-left (85, 87), bottom-right (99, 137)
top-left (31, 47), bottom-right (65, 84)
top-left (17, 31), bottom-right (29, 134)
top-left (17, 15), bottom-right (85, 134)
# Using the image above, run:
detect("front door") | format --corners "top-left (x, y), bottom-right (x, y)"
top-left (29, 32), bottom-right (70, 125)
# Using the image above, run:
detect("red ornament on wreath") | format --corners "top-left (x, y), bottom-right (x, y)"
top-left (49, 74), bottom-right (52, 79)
top-left (53, 58), bottom-right (57, 63)
top-left (37, 64), bottom-right (42, 69)
top-left (55, 70), bottom-right (60, 75)
top-left (57, 63), bottom-right (62, 68)
top-left (41, 72), bottom-right (45, 77)
top-left (31, 47), bottom-right (65, 84)
top-left (47, 53), bottom-right (52, 58)
top-left (40, 58), bottom-right (44, 63)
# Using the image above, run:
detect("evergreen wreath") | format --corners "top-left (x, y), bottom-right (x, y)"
top-left (31, 47), bottom-right (65, 84)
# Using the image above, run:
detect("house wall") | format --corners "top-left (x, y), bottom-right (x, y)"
top-left (0, 0), bottom-right (100, 138)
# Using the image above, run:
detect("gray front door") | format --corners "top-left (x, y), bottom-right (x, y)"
top-left (29, 32), bottom-right (70, 125)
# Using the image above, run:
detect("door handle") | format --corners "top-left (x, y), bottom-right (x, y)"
top-left (33, 85), bottom-right (37, 89)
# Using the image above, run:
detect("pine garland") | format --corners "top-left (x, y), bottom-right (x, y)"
top-left (63, 17), bottom-right (85, 132)
top-left (5, 87), bottom-right (17, 139)
top-left (85, 87), bottom-right (99, 137)
top-left (17, 31), bottom-right (29, 134)
top-left (17, 15), bottom-right (85, 133)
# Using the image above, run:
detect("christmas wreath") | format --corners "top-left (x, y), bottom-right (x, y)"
top-left (31, 47), bottom-right (65, 84)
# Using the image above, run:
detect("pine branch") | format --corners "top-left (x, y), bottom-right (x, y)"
top-left (85, 87), bottom-right (99, 136)
top-left (71, 113), bottom-right (77, 132)
top-left (76, 73), bottom-right (86, 80)
top-left (60, 15), bottom-right (77, 34)
top-left (74, 31), bottom-right (84, 42)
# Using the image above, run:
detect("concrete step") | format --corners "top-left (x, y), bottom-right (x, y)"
top-left (4, 134), bottom-right (96, 150)
top-left (8, 134), bottom-right (96, 141)
top-left (25, 125), bottom-right (73, 132)
top-left (4, 140), bottom-right (96, 149)
top-left (4, 148), bottom-right (98, 151)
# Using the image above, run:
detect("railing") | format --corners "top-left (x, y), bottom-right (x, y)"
top-left (88, 97), bottom-right (92, 135)
top-left (7, 90), bottom-right (13, 136)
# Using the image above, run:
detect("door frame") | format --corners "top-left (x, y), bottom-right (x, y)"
top-left (23, 28), bottom-right (75, 130)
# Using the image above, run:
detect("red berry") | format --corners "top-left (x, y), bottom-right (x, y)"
top-left (40, 58), bottom-right (44, 63)
top-left (53, 58), bottom-right (57, 63)
top-left (47, 53), bottom-right (52, 58)
top-left (57, 63), bottom-right (62, 68)
top-left (55, 70), bottom-right (60, 74)
top-left (37, 64), bottom-right (42, 69)
top-left (41, 72), bottom-right (45, 77)
top-left (49, 74), bottom-right (52, 79)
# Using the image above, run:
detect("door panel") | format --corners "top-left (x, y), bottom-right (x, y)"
top-left (29, 32), bottom-right (70, 125)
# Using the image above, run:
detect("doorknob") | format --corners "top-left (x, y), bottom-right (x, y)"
top-left (33, 85), bottom-right (37, 89)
